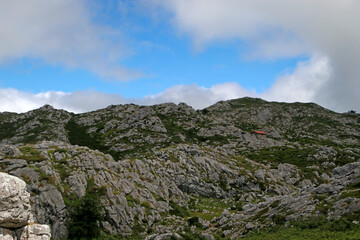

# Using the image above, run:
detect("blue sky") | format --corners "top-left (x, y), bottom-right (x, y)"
top-left (0, 0), bottom-right (359, 113)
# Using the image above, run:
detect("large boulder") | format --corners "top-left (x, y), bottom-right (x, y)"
top-left (0, 172), bottom-right (51, 240)
top-left (0, 172), bottom-right (32, 228)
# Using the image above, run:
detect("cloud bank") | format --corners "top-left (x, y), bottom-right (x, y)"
top-left (148, 0), bottom-right (360, 112)
top-left (0, 55), bottom-right (332, 113)
top-left (0, 1), bottom-right (358, 113)
top-left (0, 0), bottom-right (140, 80)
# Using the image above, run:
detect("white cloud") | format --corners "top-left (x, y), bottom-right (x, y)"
top-left (141, 83), bottom-right (255, 109)
top-left (0, 55), bottom-right (335, 113)
top-left (0, 88), bottom-right (126, 113)
top-left (149, 0), bottom-right (360, 112)
top-left (0, 0), bottom-right (140, 80)
top-left (262, 55), bottom-right (331, 103)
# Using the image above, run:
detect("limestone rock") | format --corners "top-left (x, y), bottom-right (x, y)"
top-left (0, 173), bottom-right (51, 240)
top-left (0, 173), bottom-right (32, 228)
top-left (0, 227), bottom-right (17, 240)
top-left (19, 224), bottom-right (51, 240)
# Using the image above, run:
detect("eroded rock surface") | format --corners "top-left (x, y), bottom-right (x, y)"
top-left (0, 173), bottom-right (32, 228)
top-left (0, 173), bottom-right (51, 240)
top-left (0, 98), bottom-right (359, 239)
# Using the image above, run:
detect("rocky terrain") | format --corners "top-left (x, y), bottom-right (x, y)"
top-left (0, 97), bottom-right (359, 239)
top-left (0, 172), bottom-right (51, 240)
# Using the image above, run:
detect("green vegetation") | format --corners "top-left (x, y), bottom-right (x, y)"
top-left (188, 197), bottom-right (232, 221)
top-left (34, 168), bottom-right (55, 184)
top-left (347, 179), bottom-right (360, 189)
top-left (66, 118), bottom-right (108, 153)
top-left (242, 216), bottom-right (360, 240)
top-left (54, 163), bottom-right (70, 181)
top-left (156, 113), bottom-right (199, 144)
top-left (17, 146), bottom-right (46, 162)
top-left (0, 121), bottom-right (21, 141)
top-left (126, 194), bottom-right (140, 206)
top-left (67, 178), bottom-right (106, 240)
top-left (156, 113), bottom-right (229, 146)
top-left (246, 146), bottom-right (317, 169)
top-left (229, 97), bottom-right (267, 108)
top-left (169, 200), bottom-right (190, 217)
top-left (0, 115), bottom-right (27, 142)
top-left (65, 117), bottom-right (153, 160)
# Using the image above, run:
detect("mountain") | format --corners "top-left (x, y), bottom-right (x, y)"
top-left (0, 97), bottom-right (359, 239)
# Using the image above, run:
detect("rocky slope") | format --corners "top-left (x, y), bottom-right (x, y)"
top-left (0, 97), bottom-right (359, 239)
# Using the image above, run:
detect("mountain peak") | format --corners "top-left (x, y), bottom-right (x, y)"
top-left (38, 104), bottom-right (54, 111)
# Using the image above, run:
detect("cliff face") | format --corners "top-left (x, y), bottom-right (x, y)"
top-left (0, 98), bottom-right (359, 239)
top-left (0, 172), bottom-right (51, 240)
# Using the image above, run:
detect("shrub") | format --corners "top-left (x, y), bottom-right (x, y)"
top-left (67, 178), bottom-right (105, 240)
top-left (169, 200), bottom-right (190, 217)
top-left (187, 216), bottom-right (202, 228)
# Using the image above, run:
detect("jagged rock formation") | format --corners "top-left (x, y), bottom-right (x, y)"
top-left (0, 172), bottom-right (51, 240)
top-left (0, 97), bottom-right (359, 239)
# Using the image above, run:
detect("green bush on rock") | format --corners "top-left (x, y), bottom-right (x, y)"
top-left (67, 178), bottom-right (105, 240)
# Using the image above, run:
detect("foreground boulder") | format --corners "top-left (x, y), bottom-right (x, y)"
top-left (0, 172), bottom-right (51, 240)
top-left (0, 172), bottom-right (33, 228)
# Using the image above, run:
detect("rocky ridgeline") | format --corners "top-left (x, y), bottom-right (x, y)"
top-left (0, 172), bottom-right (51, 240)
top-left (0, 97), bottom-right (359, 239)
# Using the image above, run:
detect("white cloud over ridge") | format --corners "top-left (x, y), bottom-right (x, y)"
top-left (0, 56), bottom-right (333, 113)
top-left (148, 0), bottom-right (360, 112)
top-left (262, 55), bottom-right (331, 103)
top-left (1, 1), bottom-right (358, 113)
top-left (0, 0), bottom-right (140, 80)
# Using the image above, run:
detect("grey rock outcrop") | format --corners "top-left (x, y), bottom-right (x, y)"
top-left (19, 224), bottom-right (51, 240)
top-left (0, 173), bottom-right (33, 228)
top-left (0, 173), bottom-right (51, 240)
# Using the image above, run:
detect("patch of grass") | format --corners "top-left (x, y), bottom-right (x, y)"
top-left (243, 226), bottom-right (360, 240)
top-left (230, 202), bottom-right (243, 211)
top-left (140, 201), bottom-right (152, 210)
top-left (246, 146), bottom-right (317, 170)
top-left (54, 163), bottom-right (69, 181)
top-left (189, 197), bottom-right (232, 221)
top-left (168, 153), bottom-right (179, 163)
top-left (347, 180), bottom-right (360, 189)
top-left (18, 146), bottom-right (46, 162)
top-left (169, 200), bottom-right (190, 218)
top-left (34, 168), bottom-right (55, 184)
top-left (20, 174), bottom-right (31, 184)
top-left (65, 118), bottom-right (109, 153)
top-left (0, 118), bottom-right (27, 141)
top-left (339, 189), bottom-right (360, 199)
top-left (126, 195), bottom-right (140, 206)
top-left (243, 216), bottom-right (360, 240)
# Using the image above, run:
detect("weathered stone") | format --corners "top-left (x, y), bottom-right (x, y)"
top-left (19, 224), bottom-right (51, 240)
top-left (0, 227), bottom-right (17, 240)
top-left (201, 233), bottom-right (215, 240)
top-left (0, 173), bottom-right (32, 228)
top-left (0, 173), bottom-right (51, 240)
top-left (313, 184), bottom-right (335, 194)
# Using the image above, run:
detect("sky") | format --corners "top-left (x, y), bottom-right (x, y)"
top-left (0, 0), bottom-right (359, 113)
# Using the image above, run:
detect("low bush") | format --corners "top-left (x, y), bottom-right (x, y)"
top-left (67, 178), bottom-right (105, 240)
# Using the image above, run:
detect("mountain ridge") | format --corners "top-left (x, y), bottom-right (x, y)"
top-left (0, 97), bottom-right (359, 239)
